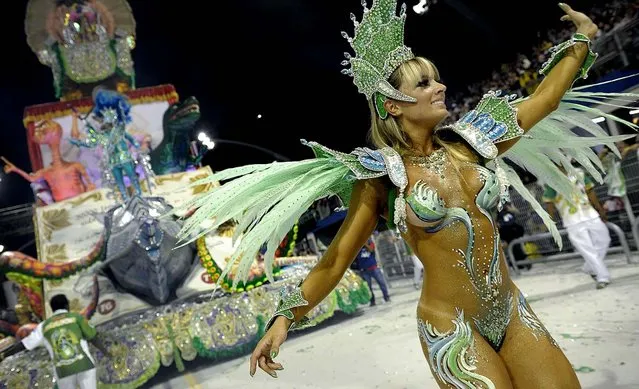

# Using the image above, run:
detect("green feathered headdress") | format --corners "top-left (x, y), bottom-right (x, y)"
top-left (341, 0), bottom-right (417, 118)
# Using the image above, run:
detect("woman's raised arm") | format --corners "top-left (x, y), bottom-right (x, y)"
top-left (497, 3), bottom-right (599, 154)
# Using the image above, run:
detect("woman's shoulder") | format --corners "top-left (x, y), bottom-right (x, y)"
top-left (353, 176), bottom-right (391, 199)
top-left (361, 176), bottom-right (392, 192)
top-left (437, 90), bottom-right (524, 160)
top-left (302, 139), bottom-right (406, 182)
top-left (350, 177), bottom-right (391, 220)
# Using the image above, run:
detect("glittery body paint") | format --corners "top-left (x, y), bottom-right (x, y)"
top-left (418, 310), bottom-right (496, 389)
top-left (404, 149), bottom-right (559, 387)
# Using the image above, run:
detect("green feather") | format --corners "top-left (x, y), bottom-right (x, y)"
top-left (173, 157), bottom-right (352, 287)
top-left (505, 165), bottom-right (562, 248)
top-left (501, 83), bottom-right (639, 247)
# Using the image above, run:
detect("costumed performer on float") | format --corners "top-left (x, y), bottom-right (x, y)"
top-left (70, 88), bottom-right (153, 201)
top-left (2, 119), bottom-right (95, 203)
top-left (174, 2), bottom-right (638, 388)
top-left (29, 0), bottom-right (136, 100)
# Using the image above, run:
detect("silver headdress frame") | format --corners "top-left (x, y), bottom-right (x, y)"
top-left (341, 0), bottom-right (417, 119)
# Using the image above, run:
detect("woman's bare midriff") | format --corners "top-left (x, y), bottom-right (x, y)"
top-left (401, 157), bottom-right (519, 341)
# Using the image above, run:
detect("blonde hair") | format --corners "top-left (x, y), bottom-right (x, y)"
top-left (368, 57), bottom-right (477, 164)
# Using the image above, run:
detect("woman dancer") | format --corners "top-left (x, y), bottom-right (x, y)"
top-left (177, 2), bottom-right (637, 388)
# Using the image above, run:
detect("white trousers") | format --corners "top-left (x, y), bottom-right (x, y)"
top-left (56, 368), bottom-right (97, 389)
top-left (566, 218), bottom-right (611, 282)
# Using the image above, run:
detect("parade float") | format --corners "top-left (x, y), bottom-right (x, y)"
top-left (0, 1), bottom-right (370, 387)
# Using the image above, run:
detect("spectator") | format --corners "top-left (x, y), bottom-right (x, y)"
top-left (354, 237), bottom-right (391, 306)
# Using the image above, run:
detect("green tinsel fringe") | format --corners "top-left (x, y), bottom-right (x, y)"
top-left (336, 281), bottom-right (372, 314)
top-left (114, 67), bottom-right (135, 90)
top-left (166, 323), bottom-right (185, 373)
top-left (226, 269), bottom-right (281, 293)
top-left (53, 44), bottom-right (64, 99)
top-left (192, 315), bottom-right (266, 361)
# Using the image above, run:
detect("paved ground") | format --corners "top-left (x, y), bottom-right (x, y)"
top-left (145, 254), bottom-right (639, 388)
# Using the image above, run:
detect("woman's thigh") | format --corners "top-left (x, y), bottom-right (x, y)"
top-left (417, 309), bottom-right (513, 389)
top-left (499, 292), bottom-right (580, 389)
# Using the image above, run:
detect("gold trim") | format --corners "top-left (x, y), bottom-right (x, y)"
top-left (45, 243), bottom-right (68, 263)
top-left (23, 92), bottom-right (179, 126)
top-left (68, 191), bottom-right (103, 207)
top-left (39, 208), bottom-right (72, 242)
top-left (190, 174), bottom-right (215, 195)
top-left (155, 172), bottom-right (187, 185)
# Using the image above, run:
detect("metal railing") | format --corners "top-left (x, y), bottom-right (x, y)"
top-left (590, 18), bottom-right (639, 75)
top-left (506, 222), bottom-right (635, 276)
top-left (632, 215), bottom-right (639, 257)
top-left (0, 203), bottom-right (35, 239)
top-left (507, 150), bottom-right (639, 251)
top-left (373, 230), bottom-right (416, 286)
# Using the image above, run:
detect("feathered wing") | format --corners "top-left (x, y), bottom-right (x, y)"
top-left (172, 141), bottom-right (382, 288)
top-left (499, 87), bottom-right (638, 245)
top-left (500, 163), bottom-right (563, 247)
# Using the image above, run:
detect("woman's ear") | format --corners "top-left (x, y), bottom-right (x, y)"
top-left (384, 99), bottom-right (402, 117)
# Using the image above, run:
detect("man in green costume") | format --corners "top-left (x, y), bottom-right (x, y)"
top-left (22, 294), bottom-right (97, 389)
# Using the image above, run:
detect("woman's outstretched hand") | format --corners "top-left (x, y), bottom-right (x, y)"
top-left (249, 316), bottom-right (290, 378)
top-left (558, 3), bottom-right (598, 39)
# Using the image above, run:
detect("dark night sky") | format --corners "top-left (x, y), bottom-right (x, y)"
top-left (0, 0), bottom-right (601, 208)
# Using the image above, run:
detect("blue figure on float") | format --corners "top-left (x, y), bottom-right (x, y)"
top-left (70, 88), bottom-right (153, 201)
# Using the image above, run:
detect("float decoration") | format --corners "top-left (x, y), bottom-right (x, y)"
top-left (148, 96), bottom-right (203, 175)
top-left (0, 1), bottom-right (374, 387)
top-left (1, 119), bottom-right (95, 205)
top-left (0, 267), bottom-right (370, 388)
top-left (25, 0), bottom-right (136, 100)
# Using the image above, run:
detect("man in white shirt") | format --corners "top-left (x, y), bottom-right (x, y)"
top-left (543, 167), bottom-right (610, 289)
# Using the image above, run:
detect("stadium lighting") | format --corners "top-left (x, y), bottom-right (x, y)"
top-left (198, 132), bottom-right (209, 142)
top-left (591, 117), bottom-right (605, 124)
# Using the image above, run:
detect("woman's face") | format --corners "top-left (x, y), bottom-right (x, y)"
top-left (391, 62), bottom-right (448, 129)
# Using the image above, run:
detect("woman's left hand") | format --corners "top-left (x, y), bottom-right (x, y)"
top-left (558, 3), bottom-right (598, 39)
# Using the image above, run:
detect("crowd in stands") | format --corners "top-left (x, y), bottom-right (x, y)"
top-left (447, 0), bottom-right (638, 122)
